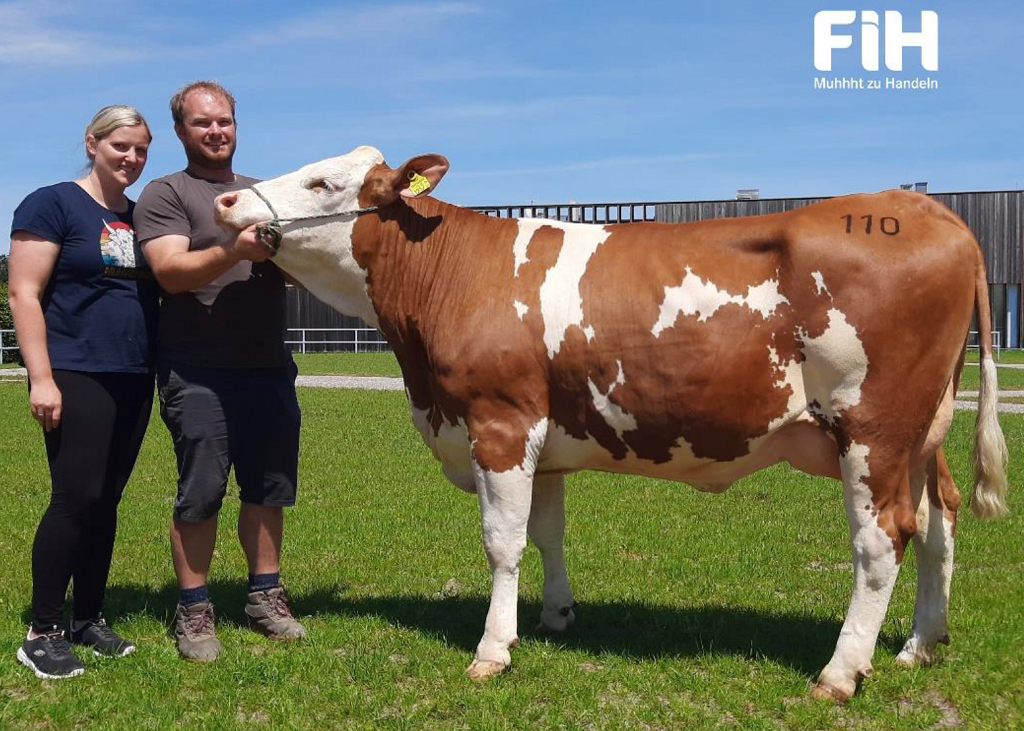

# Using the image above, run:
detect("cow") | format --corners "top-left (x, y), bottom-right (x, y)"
top-left (214, 146), bottom-right (1009, 702)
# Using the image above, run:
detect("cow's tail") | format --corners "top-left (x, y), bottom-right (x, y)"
top-left (971, 249), bottom-right (1009, 518)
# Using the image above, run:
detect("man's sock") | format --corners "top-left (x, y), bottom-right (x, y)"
top-left (180, 585), bottom-right (209, 606)
top-left (248, 572), bottom-right (281, 593)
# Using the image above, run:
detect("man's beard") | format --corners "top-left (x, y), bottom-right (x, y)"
top-left (183, 138), bottom-right (235, 170)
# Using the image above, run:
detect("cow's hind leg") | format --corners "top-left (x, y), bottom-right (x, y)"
top-left (813, 444), bottom-right (914, 703)
top-left (897, 450), bottom-right (958, 667)
top-left (529, 474), bottom-right (576, 632)
top-left (465, 421), bottom-right (546, 680)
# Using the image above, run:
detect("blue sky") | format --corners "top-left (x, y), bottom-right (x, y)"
top-left (2, 0), bottom-right (1022, 253)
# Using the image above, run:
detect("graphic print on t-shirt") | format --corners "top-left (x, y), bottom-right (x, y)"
top-left (100, 219), bottom-right (153, 280)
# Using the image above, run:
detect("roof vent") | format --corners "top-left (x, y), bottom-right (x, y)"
top-left (914, 181), bottom-right (928, 192)
top-left (736, 188), bottom-right (760, 200)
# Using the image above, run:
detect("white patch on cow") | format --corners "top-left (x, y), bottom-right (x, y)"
top-left (513, 300), bottom-right (529, 320)
top-left (538, 224), bottom-right (612, 358)
top-left (744, 279), bottom-right (790, 319)
top-left (408, 400), bottom-right (474, 492)
top-left (812, 270), bottom-right (832, 298)
top-left (652, 268), bottom-right (790, 337)
top-left (583, 325), bottom-right (595, 342)
top-left (539, 424), bottom-right (590, 472)
top-left (799, 308), bottom-right (868, 425)
top-left (765, 344), bottom-right (808, 431)
top-left (588, 360), bottom-right (638, 440)
top-left (512, 219), bottom-right (555, 277)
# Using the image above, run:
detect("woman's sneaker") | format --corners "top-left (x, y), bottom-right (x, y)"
top-left (17, 628), bottom-right (86, 680)
top-left (71, 617), bottom-right (136, 657)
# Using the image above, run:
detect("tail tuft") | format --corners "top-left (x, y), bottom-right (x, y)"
top-left (972, 355), bottom-right (1009, 518)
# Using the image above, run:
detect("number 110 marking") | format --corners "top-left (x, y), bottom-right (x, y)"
top-left (843, 214), bottom-right (900, 235)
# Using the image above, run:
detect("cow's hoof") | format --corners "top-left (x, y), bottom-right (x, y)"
top-left (536, 604), bottom-right (576, 633)
top-left (810, 682), bottom-right (852, 704)
top-left (895, 634), bottom-right (947, 667)
top-left (466, 659), bottom-right (509, 681)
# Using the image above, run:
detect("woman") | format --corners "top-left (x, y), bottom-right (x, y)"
top-left (9, 106), bottom-right (158, 679)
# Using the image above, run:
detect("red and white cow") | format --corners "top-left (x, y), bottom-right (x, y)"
top-left (215, 146), bottom-right (1009, 701)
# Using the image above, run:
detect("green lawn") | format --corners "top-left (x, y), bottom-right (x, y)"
top-left (293, 351), bottom-right (401, 377)
top-left (958, 362), bottom-right (1024, 392)
top-left (965, 349), bottom-right (1024, 364)
top-left (0, 383), bottom-right (1021, 730)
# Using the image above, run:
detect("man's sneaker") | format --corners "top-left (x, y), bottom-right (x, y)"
top-left (71, 617), bottom-right (136, 657)
top-left (16, 628), bottom-right (86, 680)
top-left (245, 586), bottom-right (306, 640)
top-left (173, 601), bottom-right (222, 662)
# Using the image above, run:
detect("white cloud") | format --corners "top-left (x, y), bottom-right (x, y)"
top-left (0, 1), bottom-right (142, 65)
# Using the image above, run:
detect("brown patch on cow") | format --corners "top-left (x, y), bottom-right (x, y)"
top-left (354, 196), bottom-right (554, 474)
top-left (928, 449), bottom-right (961, 534)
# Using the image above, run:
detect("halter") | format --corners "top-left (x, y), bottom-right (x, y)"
top-left (248, 184), bottom-right (378, 257)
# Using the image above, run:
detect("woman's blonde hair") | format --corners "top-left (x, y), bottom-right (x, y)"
top-left (84, 105), bottom-right (151, 165)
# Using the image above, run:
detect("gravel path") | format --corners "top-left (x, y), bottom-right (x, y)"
top-left (295, 375), bottom-right (405, 391)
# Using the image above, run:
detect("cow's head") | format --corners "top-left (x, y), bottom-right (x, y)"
top-left (214, 145), bottom-right (448, 323)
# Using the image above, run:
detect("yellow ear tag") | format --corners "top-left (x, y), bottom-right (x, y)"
top-left (407, 171), bottom-right (431, 196)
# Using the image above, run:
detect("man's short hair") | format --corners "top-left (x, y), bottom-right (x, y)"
top-left (170, 81), bottom-right (237, 125)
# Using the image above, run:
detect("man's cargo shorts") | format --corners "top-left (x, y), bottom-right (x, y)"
top-left (157, 361), bottom-right (301, 522)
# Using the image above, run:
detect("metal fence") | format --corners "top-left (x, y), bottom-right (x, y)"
top-left (967, 330), bottom-right (1002, 359)
top-left (470, 202), bottom-right (657, 224)
top-left (0, 329), bottom-right (17, 364)
top-left (286, 328), bottom-right (391, 354)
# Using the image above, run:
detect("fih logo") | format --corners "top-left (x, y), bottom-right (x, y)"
top-left (814, 11), bottom-right (938, 71)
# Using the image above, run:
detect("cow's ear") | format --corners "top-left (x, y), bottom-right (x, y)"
top-left (363, 155), bottom-right (449, 207)
top-left (392, 154), bottom-right (449, 200)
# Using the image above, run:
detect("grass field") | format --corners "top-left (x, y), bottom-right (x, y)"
top-left (0, 382), bottom-right (1021, 730)
top-left (293, 352), bottom-right (402, 377)
top-left (965, 349), bottom-right (1024, 364)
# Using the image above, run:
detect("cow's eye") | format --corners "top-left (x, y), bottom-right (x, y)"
top-left (309, 179), bottom-right (336, 193)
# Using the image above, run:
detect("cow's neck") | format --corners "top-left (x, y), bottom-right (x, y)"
top-left (353, 197), bottom-right (496, 354)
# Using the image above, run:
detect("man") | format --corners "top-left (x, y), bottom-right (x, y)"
top-left (135, 80), bottom-right (305, 662)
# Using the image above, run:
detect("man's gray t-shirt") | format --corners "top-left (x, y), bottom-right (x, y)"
top-left (134, 170), bottom-right (290, 369)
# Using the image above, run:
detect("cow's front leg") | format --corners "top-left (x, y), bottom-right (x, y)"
top-left (813, 449), bottom-right (913, 703)
top-left (466, 420), bottom-right (547, 680)
top-left (529, 474), bottom-right (576, 632)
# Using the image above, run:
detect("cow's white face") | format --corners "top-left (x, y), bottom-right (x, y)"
top-left (214, 145), bottom-right (447, 325)
top-left (218, 145), bottom-right (385, 230)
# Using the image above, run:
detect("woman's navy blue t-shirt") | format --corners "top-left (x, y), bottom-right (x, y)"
top-left (11, 182), bottom-right (159, 373)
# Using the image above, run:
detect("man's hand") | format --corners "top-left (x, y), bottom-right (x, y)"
top-left (229, 224), bottom-right (272, 263)
top-left (144, 224), bottom-right (274, 294)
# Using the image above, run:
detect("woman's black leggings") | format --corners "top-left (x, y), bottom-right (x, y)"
top-left (31, 370), bottom-right (153, 631)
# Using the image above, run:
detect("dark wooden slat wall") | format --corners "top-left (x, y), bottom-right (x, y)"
top-left (930, 192), bottom-right (1023, 284)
